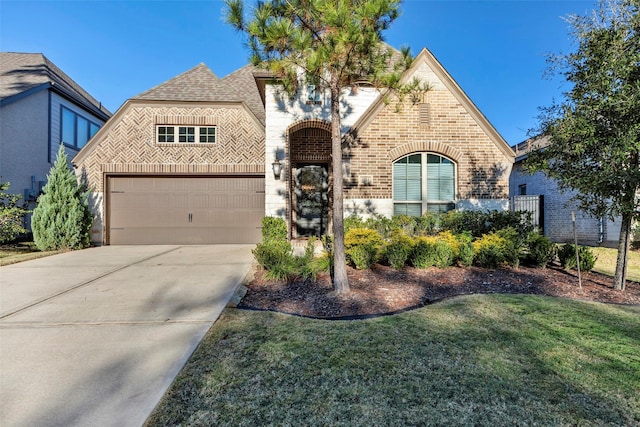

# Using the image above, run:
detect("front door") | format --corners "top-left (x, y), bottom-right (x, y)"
top-left (293, 164), bottom-right (328, 237)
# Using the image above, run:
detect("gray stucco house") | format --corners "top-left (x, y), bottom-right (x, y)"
top-left (0, 52), bottom-right (111, 216)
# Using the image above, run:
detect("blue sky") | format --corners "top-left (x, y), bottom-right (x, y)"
top-left (1, 0), bottom-right (596, 145)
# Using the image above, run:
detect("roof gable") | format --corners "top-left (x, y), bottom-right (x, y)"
top-left (133, 63), bottom-right (229, 101)
top-left (350, 47), bottom-right (514, 160)
top-left (0, 52), bottom-right (111, 118)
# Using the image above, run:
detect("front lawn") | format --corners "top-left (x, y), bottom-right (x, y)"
top-left (0, 242), bottom-right (63, 266)
top-left (145, 294), bottom-right (640, 426)
top-left (592, 246), bottom-right (640, 283)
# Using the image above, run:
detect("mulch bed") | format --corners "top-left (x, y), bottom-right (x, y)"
top-left (239, 264), bottom-right (640, 319)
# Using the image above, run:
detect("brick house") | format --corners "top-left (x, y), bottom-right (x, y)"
top-left (510, 138), bottom-right (622, 246)
top-left (74, 47), bottom-right (514, 245)
top-left (0, 52), bottom-right (111, 217)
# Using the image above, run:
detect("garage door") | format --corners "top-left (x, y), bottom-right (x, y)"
top-left (108, 176), bottom-right (264, 245)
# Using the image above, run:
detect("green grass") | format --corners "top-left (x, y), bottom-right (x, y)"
top-left (591, 246), bottom-right (640, 282)
top-left (0, 242), bottom-right (63, 266)
top-left (145, 295), bottom-right (640, 426)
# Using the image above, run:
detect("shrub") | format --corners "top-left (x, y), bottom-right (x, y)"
top-left (32, 145), bottom-right (93, 251)
top-left (411, 236), bottom-right (455, 269)
top-left (253, 237), bottom-right (326, 282)
top-left (383, 230), bottom-right (413, 270)
top-left (252, 239), bottom-right (294, 278)
top-left (440, 210), bottom-right (533, 239)
top-left (456, 232), bottom-right (474, 267)
top-left (344, 214), bottom-right (367, 233)
top-left (414, 213), bottom-right (439, 236)
top-left (345, 228), bottom-right (383, 269)
top-left (472, 228), bottom-right (520, 269)
top-left (523, 232), bottom-right (556, 268)
top-left (557, 244), bottom-right (597, 272)
top-left (0, 179), bottom-right (29, 244)
top-left (261, 216), bottom-right (287, 241)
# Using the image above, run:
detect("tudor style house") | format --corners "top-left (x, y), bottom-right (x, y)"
top-left (0, 53), bottom-right (111, 214)
top-left (74, 48), bottom-right (514, 245)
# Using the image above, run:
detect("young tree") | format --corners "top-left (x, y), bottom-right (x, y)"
top-left (225, 0), bottom-right (419, 293)
top-left (0, 179), bottom-right (29, 244)
top-left (32, 144), bottom-right (94, 251)
top-left (527, 0), bottom-right (640, 290)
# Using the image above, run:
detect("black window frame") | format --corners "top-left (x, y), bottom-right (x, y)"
top-left (60, 106), bottom-right (101, 149)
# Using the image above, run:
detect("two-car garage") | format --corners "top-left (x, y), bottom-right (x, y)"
top-left (107, 176), bottom-right (264, 245)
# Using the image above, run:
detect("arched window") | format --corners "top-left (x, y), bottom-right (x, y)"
top-left (393, 153), bottom-right (456, 216)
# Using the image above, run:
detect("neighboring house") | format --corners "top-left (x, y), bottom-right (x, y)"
top-left (0, 52), bottom-right (112, 216)
top-left (74, 47), bottom-right (514, 245)
top-left (510, 137), bottom-right (621, 246)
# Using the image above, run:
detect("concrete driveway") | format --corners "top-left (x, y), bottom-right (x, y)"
top-left (0, 245), bottom-right (254, 427)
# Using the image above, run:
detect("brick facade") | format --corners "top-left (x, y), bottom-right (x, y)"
top-left (344, 89), bottom-right (511, 202)
top-left (510, 161), bottom-right (621, 245)
top-left (74, 101), bottom-right (264, 243)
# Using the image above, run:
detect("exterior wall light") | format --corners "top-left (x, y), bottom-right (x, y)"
top-left (272, 159), bottom-right (283, 180)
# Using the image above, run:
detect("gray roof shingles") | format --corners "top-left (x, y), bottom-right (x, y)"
top-left (0, 52), bottom-right (112, 118)
top-left (132, 63), bottom-right (265, 125)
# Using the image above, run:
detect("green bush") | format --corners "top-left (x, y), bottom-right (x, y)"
top-left (456, 232), bottom-right (474, 267)
top-left (31, 145), bottom-right (93, 251)
top-left (344, 214), bottom-right (367, 234)
top-left (414, 213), bottom-right (439, 236)
top-left (557, 244), bottom-right (597, 272)
top-left (410, 236), bottom-right (455, 269)
top-left (261, 216), bottom-right (287, 241)
top-left (383, 230), bottom-right (413, 270)
top-left (440, 210), bottom-right (533, 239)
top-left (253, 237), bottom-right (326, 282)
top-left (345, 228), bottom-right (383, 269)
top-left (0, 179), bottom-right (29, 244)
top-left (252, 239), bottom-right (294, 279)
top-left (524, 233), bottom-right (556, 268)
top-left (472, 228), bottom-right (520, 269)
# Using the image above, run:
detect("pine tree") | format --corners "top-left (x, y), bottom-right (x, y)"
top-left (225, 0), bottom-right (423, 293)
top-left (32, 144), bottom-right (94, 250)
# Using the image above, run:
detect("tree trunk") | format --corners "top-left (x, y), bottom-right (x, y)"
top-left (614, 212), bottom-right (632, 291)
top-left (330, 83), bottom-right (350, 294)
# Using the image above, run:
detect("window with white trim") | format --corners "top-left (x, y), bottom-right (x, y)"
top-left (156, 125), bottom-right (216, 144)
top-left (393, 153), bottom-right (456, 216)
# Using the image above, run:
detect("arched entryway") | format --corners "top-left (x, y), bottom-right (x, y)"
top-left (288, 121), bottom-right (331, 238)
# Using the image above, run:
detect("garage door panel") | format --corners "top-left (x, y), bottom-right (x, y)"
top-left (108, 176), bottom-right (264, 245)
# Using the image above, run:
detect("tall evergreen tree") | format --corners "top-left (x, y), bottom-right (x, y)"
top-left (225, 0), bottom-right (421, 293)
top-left (32, 144), bottom-right (93, 251)
top-left (527, 0), bottom-right (640, 290)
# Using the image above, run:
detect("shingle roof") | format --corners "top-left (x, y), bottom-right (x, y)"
top-left (221, 64), bottom-right (265, 125)
top-left (132, 63), bottom-right (265, 125)
top-left (0, 52), bottom-right (111, 118)
top-left (133, 64), bottom-right (227, 101)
